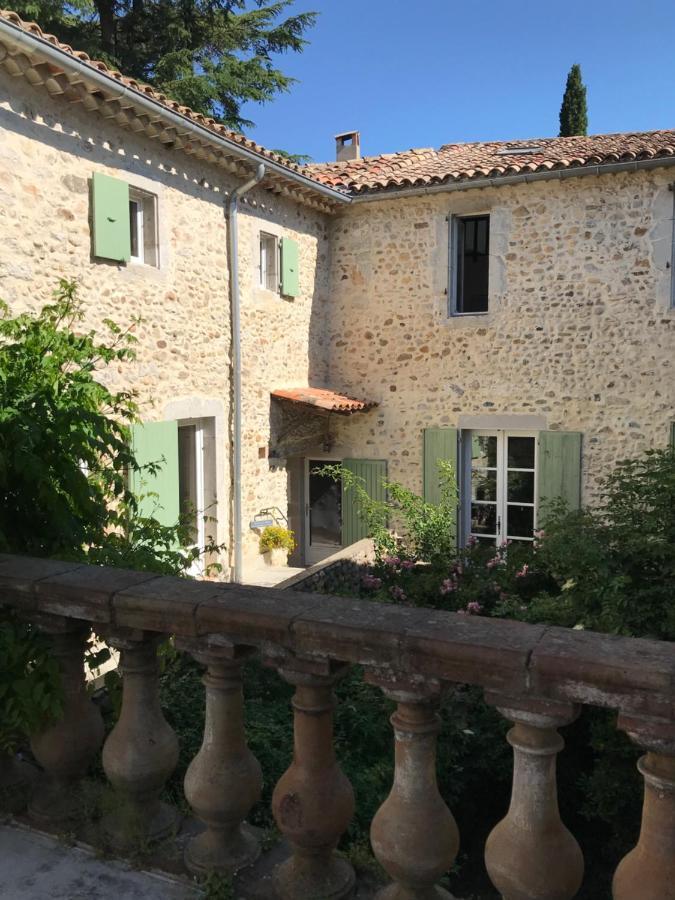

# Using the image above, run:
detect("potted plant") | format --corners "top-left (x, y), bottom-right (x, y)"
top-left (259, 525), bottom-right (296, 567)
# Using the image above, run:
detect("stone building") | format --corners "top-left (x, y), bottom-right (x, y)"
top-left (1, 10), bottom-right (674, 578)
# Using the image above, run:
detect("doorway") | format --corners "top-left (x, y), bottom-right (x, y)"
top-left (304, 459), bottom-right (342, 565)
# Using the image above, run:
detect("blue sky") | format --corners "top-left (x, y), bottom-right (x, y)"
top-left (243, 0), bottom-right (675, 163)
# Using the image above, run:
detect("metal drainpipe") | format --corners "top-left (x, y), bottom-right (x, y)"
top-left (228, 163), bottom-right (266, 583)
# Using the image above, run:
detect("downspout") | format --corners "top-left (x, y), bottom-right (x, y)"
top-left (228, 163), bottom-right (266, 583)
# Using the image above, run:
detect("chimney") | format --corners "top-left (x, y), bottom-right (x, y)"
top-left (335, 131), bottom-right (361, 162)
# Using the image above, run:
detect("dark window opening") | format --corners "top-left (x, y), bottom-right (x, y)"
top-left (455, 215), bottom-right (490, 314)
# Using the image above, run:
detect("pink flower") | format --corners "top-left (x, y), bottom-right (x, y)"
top-left (515, 564), bottom-right (530, 579)
top-left (486, 556), bottom-right (505, 570)
top-left (466, 601), bottom-right (483, 615)
top-left (467, 535), bottom-right (478, 548)
top-left (440, 578), bottom-right (457, 595)
top-left (383, 555), bottom-right (401, 568)
top-left (401, 559), bottom-right (416, 570)
top-left (390, 585), bottom-right (407, 601)
top-left (362, 574), bottom-right (382, 590)
top-left (453, 563), bottom-right (464, 576)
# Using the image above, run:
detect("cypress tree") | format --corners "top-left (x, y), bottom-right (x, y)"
top-left (559, 64), bottom-right (589, 137)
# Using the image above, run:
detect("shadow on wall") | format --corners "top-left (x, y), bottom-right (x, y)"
top-left (0, 93), bottom-right (229, 210)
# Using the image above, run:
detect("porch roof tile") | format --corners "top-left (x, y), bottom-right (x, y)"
top-left (271, 387), bottom-right (377, 415)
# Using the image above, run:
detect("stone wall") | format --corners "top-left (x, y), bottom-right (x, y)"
top-left (323, 171), bottom-right (675, 504)
top-left (0, 69), bottom-right (331, 573)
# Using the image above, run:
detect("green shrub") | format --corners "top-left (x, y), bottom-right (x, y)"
top-left (0, 281), bottom-right (222, 753)
top-left (0, 614), bottom-right (63, 754)
top-left (259, 525), bottom-right (296, 554)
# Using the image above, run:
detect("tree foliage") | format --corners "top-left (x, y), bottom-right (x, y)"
top-left (11, 0), bottom-right (316, 128)
top-left (0, 279), bottom-right (214, 573)
top-left (559, 63), bottom-right (589, 137)
top-left (0, 279), bottom-right (222, 752)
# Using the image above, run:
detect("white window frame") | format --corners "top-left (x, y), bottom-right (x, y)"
top-left (461, 429), bottom-right (538, 546)
top-left (448, 213), bottom-right (491, 317)
top-left (129, 187), bottom-right (159, 268)
top-left (259, 231), bottom-right (280, 293)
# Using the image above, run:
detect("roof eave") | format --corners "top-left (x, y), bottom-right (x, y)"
top-left (0, 15), bottom-right (351, 210)
top-left (346, 155), bottom-right (675, 202)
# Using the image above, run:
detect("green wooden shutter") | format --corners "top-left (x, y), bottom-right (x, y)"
top-left (129, 421), bottom-right (180, 526)
top-left (92, 172), bottom-right (131, 262)
top-left (423, 428), bottom-right (458, 505)
top-left (341, 459), bottom-right (387, 545)
top-left (538, 431), bottom-right (582, 514)
top-left (280, 237), bottom-right (299, 297)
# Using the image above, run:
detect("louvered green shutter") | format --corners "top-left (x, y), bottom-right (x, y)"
top-left (341, 459), bottom-right (387, 545)
top-left (538, 431), bottom-right (582, 514)
top-left (92, 172), bottom-right (131, 262)
top-left (423, 428), bottom-right (458, 505)
top-left (280, 237), bottom-right (299, 297)
top-left (129, 421), bottom-right (180, 526)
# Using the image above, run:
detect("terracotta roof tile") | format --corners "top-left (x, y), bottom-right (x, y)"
top-left (272, 387), bottom-right (377, 414)
top-left (306, 131), bottom-right (675, 194)
top-left (0, 8), bottom-right (312, 178)
top-left (1, 9), bottom-right (674, 201)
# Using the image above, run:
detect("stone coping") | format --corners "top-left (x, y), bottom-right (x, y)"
top-left (1, 553), bottom-right (674, 724)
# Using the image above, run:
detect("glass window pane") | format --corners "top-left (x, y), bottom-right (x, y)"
top-left (507, 470), bottom-right (535, 503)
top-left (178, 425), bottom-right (198, 545)
top-left (508, 436), bottom-right (535, 469)
top-left (457, 216), bottom-right (489, 314)
top-left (129, 200), bottom-right (139, 258)
top-left (507, 504), bottom-right (534, 538)
top-left (471, 503), bottom-right (496, 536)
top-left (309, 463), bottom-right (342, 546)
top-left (142, 195), bottom-right (158, 267)
top-left (471, 435), bottom-right (497, 468)
top-left (260, 233), bottom-right (278, 292)
top-left (472, 470), bottom-right (497, 502)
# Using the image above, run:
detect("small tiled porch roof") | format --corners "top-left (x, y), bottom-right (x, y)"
top-left (271, 387), bottom-right (377, 414)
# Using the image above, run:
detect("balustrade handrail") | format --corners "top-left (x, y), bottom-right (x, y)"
top-left (3, 551), bottom-right (675, 900)
top-left (1, 553), bottom-right (673, 721)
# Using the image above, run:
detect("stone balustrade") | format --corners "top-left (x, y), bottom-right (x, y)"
top-left (2, 552), bottom-right (675, 899)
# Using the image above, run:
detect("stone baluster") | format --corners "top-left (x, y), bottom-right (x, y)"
top-left (484, 693), bottom-right (584, 900)
top-left (28, 616), bottom-right (104, 826)
top-left (271, 660), bottom-right (355, 900)
top-left (613, 714), bottom-right (675, 900)
top-left (368, 675), bottom-right (459, 900)
top-left (177, 637), bottom-right (262, 875)
top-left (101, 629), bottom-right (179, 850)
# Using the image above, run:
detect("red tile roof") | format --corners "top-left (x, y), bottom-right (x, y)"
top-left (307, 131), bottom-right (675, 194)
top-left (2, 9), bottom-right (674, 202)
top-left (272, 388), bottom-right (377, 414)
top-left (0, 9), bottom-right (318, 179)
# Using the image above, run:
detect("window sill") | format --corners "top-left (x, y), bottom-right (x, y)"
top-left (442, 309), bottom-right (495, 329)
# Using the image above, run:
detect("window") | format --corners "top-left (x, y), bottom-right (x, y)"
top-left (178, 419), bottom-right (217, 560)
top-left (465, 430), bottom-right (537, 545)
top-left (260, 232), bottom-right (279, 292)
top-left (129, 188), bottom-right (159, 268)
top-left (450, 214), bottom-right (490, 315)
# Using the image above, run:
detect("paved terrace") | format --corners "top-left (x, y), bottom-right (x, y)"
top-left (1, 553), bottom-right (675, 899)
